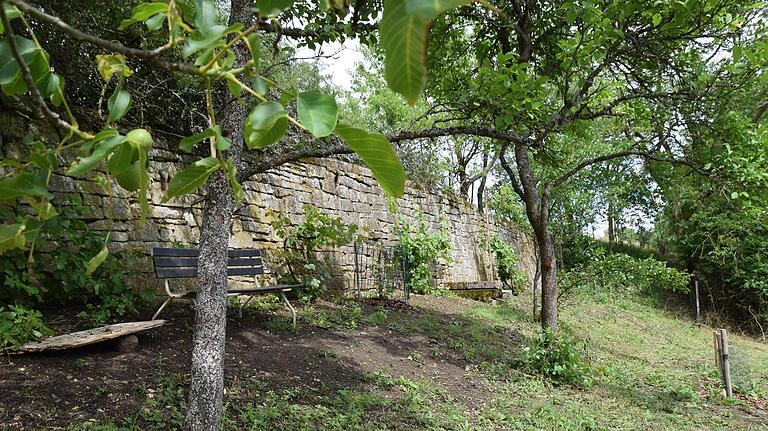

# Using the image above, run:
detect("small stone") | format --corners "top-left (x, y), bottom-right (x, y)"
top-left (115, 335), bottom-right (138, 353)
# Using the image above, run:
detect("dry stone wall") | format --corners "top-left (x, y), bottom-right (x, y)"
top-left (1, 112), bottom-right (536, 292)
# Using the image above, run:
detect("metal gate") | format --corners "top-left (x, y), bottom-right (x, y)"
top-left (352, 240), bottom-right (409, 304)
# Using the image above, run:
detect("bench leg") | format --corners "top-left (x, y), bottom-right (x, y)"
top-left (152, 297), bottom-right (173, 321)
top-left (280, 292), bottom-right (296, 329)
top-left (239, 295), bottom-right (255, 318)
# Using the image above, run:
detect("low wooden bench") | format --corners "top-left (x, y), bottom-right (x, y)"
top-left (150, 247), bottom-right (300, 327)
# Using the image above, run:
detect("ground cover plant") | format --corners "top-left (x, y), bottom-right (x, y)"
top-left (2, 286), bottom-right (767, 430)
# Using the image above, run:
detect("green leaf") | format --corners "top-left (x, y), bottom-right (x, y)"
top-left (246, 33), bottom-right (261, 68)
top-left (0, 224), bottom-right (26, 256)
top-left (0, 172), bottom-right (51, 200)
top-left (145, 12), bottom-right (167, 31)
top-left (214, 126), bottom-right (232, 151)
top-left (0, 36), bottom-right (42, 95)
top-left (85, 246), bottom-right (109, 275)
top-left (95, 54), bottom-right (133, 82)
top-left (252, 75), bottom-right (267, 95)
top-left (46, 73), bottom-right (64, 106)
top-left (0, 5), bottom-right (21, 34)
top-left (381, 0), bottom-right (429, 105)
top-left (405, 0), bottom-right (469, 19)
top-left (27, 199), bottom-right (58, 221)
top-left (297, 92), bottom-right (338, 138)
top-left (243, 101), bottom-right (289, 149)
top-left (225, 159), bottom-right (243, 204)
top-left (107, 87), bottom-right (131, 122)
top-left (164, 157), bottom-right (221, 201)
top-left (126, 128), bottom-right (153, 149)
top-left (118, 2), bottom-right (169, 30)
top-left (67, 135), bottom-right (126, 176)
top-left (180, 128), bottom-right (216, 152)
top-left (335, 125), bottom-right (405, 197)
top-left (182, 1), bottom-right (242, 58)
top-left (253, 0), bottom-right (296, 17)
top-left (652, 13), bottom-right (662, 26)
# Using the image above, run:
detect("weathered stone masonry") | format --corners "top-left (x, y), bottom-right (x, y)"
top-left (1, 112), bottom-right (536, 292)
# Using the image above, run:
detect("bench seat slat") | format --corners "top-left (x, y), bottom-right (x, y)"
top-left (226, 267), bottom-right (265, 276)
top-left (156, 267), bottom-right (198, 278)
top-left (153, 247), bottom-right (199, 257)
top-left (228, 249), bottom-right (261, 257)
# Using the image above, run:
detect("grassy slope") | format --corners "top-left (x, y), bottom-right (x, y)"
top-left (71, 291), bottom-right (768, 431)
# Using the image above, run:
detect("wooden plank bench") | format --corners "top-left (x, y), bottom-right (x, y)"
top-left (150, 247), bottom-right (300, 327)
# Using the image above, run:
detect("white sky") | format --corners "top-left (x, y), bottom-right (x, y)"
top-left (295, 39), bottom-right (366, 91)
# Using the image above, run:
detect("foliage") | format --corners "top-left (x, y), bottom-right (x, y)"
top-left (518, 329), bottom-right (594, 388)
top-left (267, 205), bottom-right (361, 301)
top-left (562, 247), bottom-right (691, 299)
top-left (0, 303), bottom-right (51, 348)
top-left (0, 204), bottom-right (152, 328)
top-left (393, 212), bottom-right (451, 294)
top-left (488, 235), bottom-right (528, 293)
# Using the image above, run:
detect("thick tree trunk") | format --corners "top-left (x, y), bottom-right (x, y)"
top-left (537, 227), bottom-right (558, 331)
top-left (185, 2), bottom-right (251, 429)
top-left (186, 171), bottom-right (236, 431)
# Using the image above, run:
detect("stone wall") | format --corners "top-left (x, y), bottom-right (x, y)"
top-left (0, 111), bottom-right (536, 292)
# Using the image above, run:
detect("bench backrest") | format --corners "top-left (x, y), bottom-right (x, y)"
top-left (151, 247), bottom-right (265, 279)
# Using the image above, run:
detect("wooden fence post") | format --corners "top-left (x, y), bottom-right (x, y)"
top-left (713, 329), bottom-right (734, 398)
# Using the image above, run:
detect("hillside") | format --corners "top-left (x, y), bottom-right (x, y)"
top-left (1, 290), bottom-right (766, 430)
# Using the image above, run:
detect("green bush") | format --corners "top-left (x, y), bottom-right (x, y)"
top-left (0, 204), bottom-right (152, 328)
top-left (268, 205), bottom-right (361, 301)
top-left (517, 329), bottom-right (593, 388)
top-left (394, 214), bottom-right (451, 295)
top-left (0, 304), bottom-right (52, 348)
top-left (489, 235), bottom-right (528, 293)
top-left (562, 247), bottom-right (691, 298)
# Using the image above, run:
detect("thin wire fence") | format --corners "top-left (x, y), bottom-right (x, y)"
top-left (353, 240), bottom-right (409, 304)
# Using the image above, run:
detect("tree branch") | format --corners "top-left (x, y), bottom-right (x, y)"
top-left (10, 0), bottom-right (198, 75)
top-left (0, 4), bottom-right (86, 138)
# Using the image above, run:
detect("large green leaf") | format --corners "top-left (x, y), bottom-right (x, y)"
top-left (67, 135), bottom-right (126, 176)
top-left (253, 0), bottom-right (296, 17)
top-left (405, 0), bottom-right (469, 19)
top-left (297, 92), bottom-right (338, 138)
top-left (95, 54), bottom-right (133, 81)
top-left (179, 128), bottom-right (216, 152)
top-left (0, 172), bottom-right (51, 200)
top-left (0, 224), bottom-right (26, 256)
top-left (0, 5), bottom-right (21, 34)
top-left (107, 87), bottom-right (131, 122)
top-left (244, 101), bottom-right (289, 149)
top-left (85, 246), bottom-right (109, 275)
top-left (381, 0), bottom-right (429, 105)
top-left (137, 149), bottom-right (150, 224)
top-left (182, 0), bottom-right (242, 58)
top-left (0, 36), bottom-right (42, 95)
top-left (118, 2), bottom-right (169, 30)
top-left (335, 125), bottom-right (405, 197)
top-left (164, 157), bottom-right (221, 201)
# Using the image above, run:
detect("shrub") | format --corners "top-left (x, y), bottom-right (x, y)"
top-left (394, 214), bottom-right (451, 294)
top-left (517, 329), bottom-right (593, 388)
top-left (0, 304), bottom-right (52, 348)
top-left (267, 205), bottom-right (361, 301)
top-left (0, 204), bottom-right (152, 328)
top-left (561, 247), bottom-right (691, 298)
top-left (488, 235), bottom-right (528, 293)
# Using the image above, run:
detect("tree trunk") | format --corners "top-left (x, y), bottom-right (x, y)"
top-left (186, 171), bottom-right (236, 431)
top-left (185, 2), bottom-right (251, 429)
top-left (537, 227), bottom-right (558, 331)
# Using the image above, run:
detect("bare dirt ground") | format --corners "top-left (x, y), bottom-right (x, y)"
top-left (0, 295), bottom-right (499, 429)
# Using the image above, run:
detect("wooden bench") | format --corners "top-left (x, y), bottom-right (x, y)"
top-left (150, 247), bottom-right (300, 327)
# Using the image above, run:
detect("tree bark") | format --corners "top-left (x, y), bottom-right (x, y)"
top-left (185, 1), bottom-right (251, 429)
top-left (537, 228), bottom-right (558, 331)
